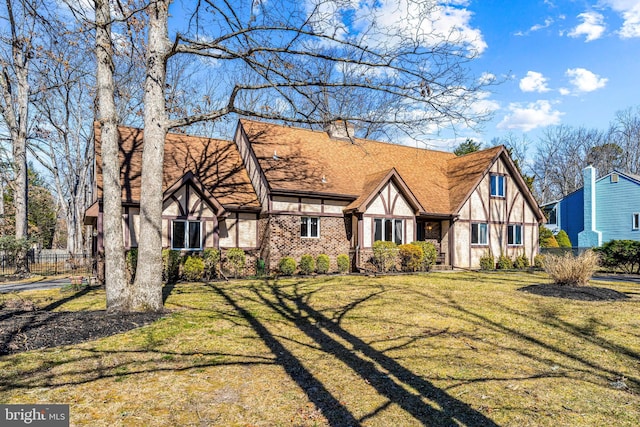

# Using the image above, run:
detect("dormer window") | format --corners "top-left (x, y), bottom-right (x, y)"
top-left (611, 173), bottom-right (619, 183)
top-left (490, 174), bottom-right (505, 198)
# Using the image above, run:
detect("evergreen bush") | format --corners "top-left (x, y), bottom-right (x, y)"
top-left (278, 256), bottom-right (297, 275)
top-left (496, 254), bottom-right (513, 270)
top-left (556, 230), bottom-right (572, 248)
top-left (479, 252), bottom-right (495, 270)
top-left (298, 254), bottom-right (315, 275)
top-left (202, 248), bottom-right (220, 280)
top-left (513, 254), bottom-right (530, 270)
top-left (372, 241), bottom-right (398, 272)
top-left (125, 248), bottom-right (138, 284)
top-left (337, 254), bottom-right (350, 273)
top-left (410, 241), bottom-right (438, 271)
top-left (316, 254), bottom-right (330, 274)
top-left (398, 244), bottom-right (424, 271)
top-left (162, 249), bottom-right (181, 283)
top-left (183, 256), bottom-right (205, 281)
top-left (226, 248), bottom-right (246, 278)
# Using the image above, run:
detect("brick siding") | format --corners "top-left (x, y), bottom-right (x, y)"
top-left (264, 214), bottom-right (351, 272)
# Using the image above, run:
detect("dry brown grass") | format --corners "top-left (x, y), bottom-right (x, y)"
top-left (544, 250), bottom-right (600, 285)
top-left (1, 272), bottom-right (639, 426)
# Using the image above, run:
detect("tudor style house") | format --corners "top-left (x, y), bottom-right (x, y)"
top-left (542, 166), bottom-right (640, 248)
top-left (85, 120), bottom-right (544, 274)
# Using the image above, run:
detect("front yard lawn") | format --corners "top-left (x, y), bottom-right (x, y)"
top-left (1, 271), bottom-right (639, 426)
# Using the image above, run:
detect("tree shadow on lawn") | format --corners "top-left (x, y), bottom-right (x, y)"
top-left (210, 281), bottom-right (500, 427)
top-left (413, 287), bottom-right (640, 393)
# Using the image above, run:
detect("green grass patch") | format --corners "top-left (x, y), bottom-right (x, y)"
top-left (1, 272), bottom-right (639, 426)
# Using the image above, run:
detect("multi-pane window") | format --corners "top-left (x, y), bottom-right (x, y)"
top-left (300, 217), bottom-right (320, 238)
top-left (633, 213), bottom-right (640, 230)
top-left (490, 174), bottom-right (505, 197)
top-left (374, 218), bottom-right (403, 245)
top-left (471, 223), bottom-right (488, 245)
top-left (172, 220), bottom-right (202, 250)
top-left (508, 224), bottom-right (523, 245)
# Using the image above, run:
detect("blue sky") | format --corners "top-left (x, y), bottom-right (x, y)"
top-left (462, 0), bottom-right (640, 146)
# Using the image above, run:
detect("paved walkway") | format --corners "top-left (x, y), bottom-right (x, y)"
top-left (0, 278), bottom-right (79, 293)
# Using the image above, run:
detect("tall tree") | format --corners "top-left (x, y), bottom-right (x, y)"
top-left (95, 0), bottom-right (129, 311)
top-left (0, 0), bottom-right (39, 274)
top-left (453, 139), bottom-right (482, 156)
top-left (129, 0), bottom-right (496, 311)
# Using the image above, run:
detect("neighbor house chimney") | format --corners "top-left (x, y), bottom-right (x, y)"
top-left (577, 165), bottom-right (602, 248)
top-left (324, 120), bottom-right (355, 140)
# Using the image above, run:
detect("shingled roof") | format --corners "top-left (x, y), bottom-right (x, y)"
top-left (239, 120), bottom-right (520, 216)
top-left (94, 125), bottom-right (260, 209)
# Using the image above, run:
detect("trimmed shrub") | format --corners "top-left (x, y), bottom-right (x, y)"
top-left (539, 226), bottom-right (559, 248)
top-left (299, 254), bottom-right (316, 275)
top-left (399, 244), bottom-right (424, 272)
top-left (513, 254), bottom-right (530, 270)
top-left (316, 254), bottom-right (330, 274)
top-left (534, 254), bottom-right (545, 269)
top-left (372, 241), bottom-right (398, 272)
top-left (544, 250), bottom-right (600, 286)
top-left (202, 248), bottom-right (220, 280)
top-left (278, 256), bottom-right (297, 275)
top-left (125, 248), bottom-right (138, 284)
top-left (496, 254), bottom-right (513, 270)
top-left (479, 252), bottom-right (495, 270)
top-left (337, 254), bottom-right (350, 273)
top-left (556, 230), bottom-right (572, 248)
top-left (411, 241), bottom-right (438, 271)
top-left (596, 240), bottom-right (640, 273)
top-left (225, 248), bottom-right (246, 278)
top-left (162, 249), bottom-right (181, 283)
top-left (183, 256), bottom-right (205, 281)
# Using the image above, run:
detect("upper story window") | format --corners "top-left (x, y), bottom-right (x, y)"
top-left (490, 174), bottom-right (505, 198)
top-left (374, 218), bottom-right (403, 245)
top-left (301, 216), bottom-right (320, 238)
top-left (633, 213), bottom-right (640, 230)
top-left (172, 220), bottom-right (202, 250)
top-left (546, 207), bottom-right (557, 225)
top-left (471, 223), bottom-right (488, 245)
top-left (508, 224), bottom-right (523, 245)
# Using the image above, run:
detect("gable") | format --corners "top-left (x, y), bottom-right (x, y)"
top-left (162, 175), bottom-right (223, 219)
top-left (95, 124), bottom-right (260, 209)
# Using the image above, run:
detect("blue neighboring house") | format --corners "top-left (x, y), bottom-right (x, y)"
top-left (541, 166), bottom-right (640, 248)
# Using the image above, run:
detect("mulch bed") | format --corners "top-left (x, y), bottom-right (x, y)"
top-left (519, 284), bottom-right (631, 301)
top-left (0, 303), bottom-right (165, 355)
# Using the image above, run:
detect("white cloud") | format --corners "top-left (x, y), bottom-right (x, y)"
top-left (497, 100), bottom-right (564, 132)
top-left (559, 87), bottom-right (571, 95)
top-left (603, 0), bottom-right (640, 38)
top-left (568, 11), bottom-right (606, 41)
top-left (519, 71), bottom-right (551, 93)
top-left (565, 68), bottom-right (608, 92)
top-left (478, 72), bottom-right (496, 84)
top-left (530, 17), bottom-right (554, 32)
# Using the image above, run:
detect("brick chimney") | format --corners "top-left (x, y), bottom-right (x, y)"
top-left (324, 120), bottom-right (355, 140)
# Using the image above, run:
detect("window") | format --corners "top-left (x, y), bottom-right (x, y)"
top-left (508, 224), bottom-right (523, 245)
top-left (471, 223), bottom-right (488, 245)
top-left (490, 174), bottom-right (505, 197)
top-left (546, 207), bottom-right (557, 225)
top-left (633, 213), bottom-right (640, 230)
top-left (374, 218), bottom-right (403, 245)
top-left (172, 220), bottom-right (202, 250)
top-left (301, 217), bottom-right (320, 238)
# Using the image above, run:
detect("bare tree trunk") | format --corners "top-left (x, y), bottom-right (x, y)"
top-left (0, 0), bottom-right (32, 274)
top-left (96, 0), bottom-right (129, 311)
top-left (131, 0), bottom-right (169, 312)
top-left (0, 177), bottom-right (4, 235)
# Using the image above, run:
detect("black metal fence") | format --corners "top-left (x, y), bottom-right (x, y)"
top-left (0, 253), bottom-right (94, 276)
